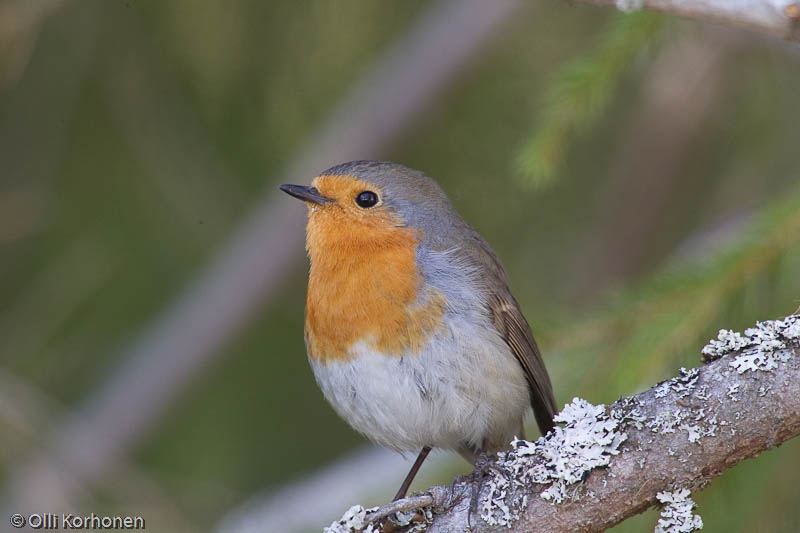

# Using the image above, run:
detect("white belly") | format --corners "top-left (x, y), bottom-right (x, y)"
top-left (309, 313), bottom-right (530, 453)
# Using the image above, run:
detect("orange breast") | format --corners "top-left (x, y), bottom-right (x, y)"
top-left (304, 210), bottom-right (446, 363)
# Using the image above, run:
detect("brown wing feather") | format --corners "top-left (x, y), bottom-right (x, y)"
top-left (457, 230), bottom-right (557, 435)
top-left (488, 292), bottom-right (557, 435)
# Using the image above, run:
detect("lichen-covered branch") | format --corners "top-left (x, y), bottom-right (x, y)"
top-left (343, 315), bottom-right (800, 532)
top-left (580, 0), bottom-right (800, 42)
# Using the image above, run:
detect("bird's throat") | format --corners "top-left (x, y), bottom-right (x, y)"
top-left (304, 222), bottom-right (446, 363)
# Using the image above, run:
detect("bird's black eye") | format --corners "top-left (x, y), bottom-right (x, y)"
top-left (355, 190), bottom-right (379, 208)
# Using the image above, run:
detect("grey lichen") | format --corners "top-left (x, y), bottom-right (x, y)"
top-left (392, 507), bottom-right (433, 533)
top-left (633, 366), bottom-right (717, 444)
top-left (614, 0), bottom-right (644, 12)
top-left (654, 489), bottom-right (703, 533)
top-left (324, 505), bottom-right (374, 533)
top-left (654, 367), bottom-right (700, 399)
top-left (700, 329), bottom-right (750, 361)
top-left (324, 501), bottom-right (433, 533)
top-left (701, 315), bottom-right (799, 368)
top-left (480, 398), bottom-right (627, 527)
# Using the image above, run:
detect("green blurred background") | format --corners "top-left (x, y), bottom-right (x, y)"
top-left (1, 0), bottom-right (799, 531)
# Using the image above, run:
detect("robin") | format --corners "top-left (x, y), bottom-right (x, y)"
top-left (280, 160), bottom-right (556, 501)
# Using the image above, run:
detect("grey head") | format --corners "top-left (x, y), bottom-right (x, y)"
top-left (316, 160), bottom-right (472, 249)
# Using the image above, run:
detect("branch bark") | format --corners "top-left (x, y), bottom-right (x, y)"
top-left (358, 315), bottom-right (800, 532)
top-left (578, 0), bottom-right (800, 42)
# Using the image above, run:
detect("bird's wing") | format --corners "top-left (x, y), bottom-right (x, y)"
top-left (457, 230), bottom-right (557, 436)
top-left (487, 290), bottom-right (557, 435)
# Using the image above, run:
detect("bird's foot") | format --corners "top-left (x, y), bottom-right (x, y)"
top-left (466, 450), bottom-right (502, 529)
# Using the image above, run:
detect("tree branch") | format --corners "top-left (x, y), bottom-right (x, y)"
top-left (578, 0), bottom-right (800, 42)
top-left (345, 315), bottom-right (800, 532)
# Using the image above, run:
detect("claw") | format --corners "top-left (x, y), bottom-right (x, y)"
top-left (467, 450), bottom-right (496, 529)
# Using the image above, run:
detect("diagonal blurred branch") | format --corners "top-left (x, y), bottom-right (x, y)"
top-left (0, 370), bottom-right (199, 531)
top-left (1, 0), bottom-right (523, 515)
top-left (217, 446), bottom-right (450, 533)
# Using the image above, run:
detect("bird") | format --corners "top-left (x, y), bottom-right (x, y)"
top-left (280, 160), bottom-right (556, 501)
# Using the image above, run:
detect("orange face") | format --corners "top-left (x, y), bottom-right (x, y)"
top-left (302, 174), bottom-right (446, 363)
top-left (305, 174), bottom-right (400, 246)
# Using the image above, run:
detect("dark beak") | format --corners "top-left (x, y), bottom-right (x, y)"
top-left (279, 184), bottom-right (334, 205)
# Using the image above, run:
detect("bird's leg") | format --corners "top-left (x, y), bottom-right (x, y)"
top-left (393, 446), bottom-right (432, 501)
top-left (468, 440), bottom-right (494, 529)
